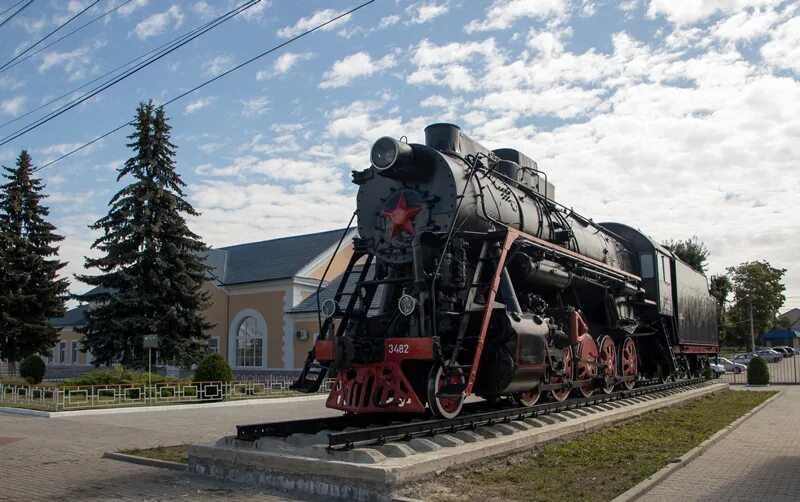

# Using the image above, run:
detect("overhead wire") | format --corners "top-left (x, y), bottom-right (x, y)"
top-left (0, 0), bottom-right (133, 74)
top-left (0, 0), bottom-right (33, 29)
top-left (33, 0), bottom-right (376, 172)
top-left (0, 0), bottom-right (26, 19)
top-left (0, 0), bottom-right (101, 71)
top-left (0, 0), bottom-right (261, 146)
top-left (0, 3), bottom-right (245, 131)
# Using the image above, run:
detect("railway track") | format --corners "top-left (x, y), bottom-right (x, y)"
top-left (237, 377), bottom-right (709, 450)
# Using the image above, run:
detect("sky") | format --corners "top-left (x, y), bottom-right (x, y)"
top-left (0, 0), bottom-right (798, 308)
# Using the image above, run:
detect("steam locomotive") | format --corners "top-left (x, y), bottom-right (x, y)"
top-left (292, 123), bottom-right (718, 418)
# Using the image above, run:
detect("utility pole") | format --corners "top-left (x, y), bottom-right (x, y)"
top-left (749, 296), bottom-right (755, 354)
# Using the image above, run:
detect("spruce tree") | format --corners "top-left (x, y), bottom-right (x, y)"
top-left (76, 101), bottom-right (212, 368)
top-left (0, 150), bottom-right (68, 373)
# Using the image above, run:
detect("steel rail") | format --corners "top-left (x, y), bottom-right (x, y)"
top-left (236, 377), bottom-right (708, 448)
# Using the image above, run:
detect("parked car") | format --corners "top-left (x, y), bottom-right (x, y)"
top-left (771, 347), bottom-right (792, 357)
top-left (756, 349), bottom-right (783, 363)
top-left (717, 357), bottom-right (747, 374)
top-left (709, 362), bottom-right (725, 378)
top-left (774, 346), bottom-right (796, 357)
top-left (733, 353), bottom-right (755, 365)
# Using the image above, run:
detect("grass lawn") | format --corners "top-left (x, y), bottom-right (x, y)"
top-left (406, 390), bottom-right (774, 502)
top-left (119, 444), bottom-right (189, 464)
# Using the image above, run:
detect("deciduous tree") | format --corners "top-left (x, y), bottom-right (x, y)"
top-left (662, 236), bottom-right (710, 273)
top-left (726, 260), bottom-right (786, 348)
top-left (76, 101), bottom-right (212, 368)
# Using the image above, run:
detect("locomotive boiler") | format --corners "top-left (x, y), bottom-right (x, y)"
top-left (292, 123), bottom-right (718, 418)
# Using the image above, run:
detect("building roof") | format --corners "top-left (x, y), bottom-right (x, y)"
top-left (780, 308), bottom-right (800, 330)
top-left (214, 228), bottom-right (349, 285)
top-left (50, 304), bottom-right (89, 327)
top-left (288, 264), bottom-right (383, 315)
top-left (763, 330), bottom-right (799, 340)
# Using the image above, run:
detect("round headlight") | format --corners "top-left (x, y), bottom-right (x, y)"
top-left (371, 137), bottom-right (399, 170)
top-left (398, 294), bottom-right (417, 316)
top-left (321, 298), bottom-right (338, 319)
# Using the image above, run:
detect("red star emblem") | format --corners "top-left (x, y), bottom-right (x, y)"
top-left (382, 192), bottom-right (423, 239)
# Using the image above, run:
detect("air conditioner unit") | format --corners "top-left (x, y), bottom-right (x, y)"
top-left (295, 330), bottom-right (309, 341)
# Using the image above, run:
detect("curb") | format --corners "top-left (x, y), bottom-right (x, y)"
top-left (103, 451), bottom-right (188, 471)
top-left (0, 393), bottom-right (327, 418)
top-left (612, 390), bottom-right (783, 502)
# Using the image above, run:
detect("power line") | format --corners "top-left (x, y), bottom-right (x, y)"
top-left (0, 0), bottom-right (132, 74)
top-left (0, 0), bottom-right (261, 146)
top-left (0, 4), bottom-right (240, 131)
top-left (0, 0), bottom-right (26, 19)
top-left (0, 0), bottom-right (33, 29)
top-left (34, 0), bottom-right (375, 172)
top-left (0, 0), bottom-right (101, 71)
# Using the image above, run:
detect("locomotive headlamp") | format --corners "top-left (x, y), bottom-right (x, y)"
top-left (371, 136), bottom-right (413, 171)
top-left (398, 294), bottom-right (417, 316)
top-left (321, 298), bottom-right (338, 319)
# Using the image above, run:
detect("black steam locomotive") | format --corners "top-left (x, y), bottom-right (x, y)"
top-left (293, 123), bottom-right (717, 418)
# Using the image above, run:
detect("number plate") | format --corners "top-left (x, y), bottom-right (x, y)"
top-left (383, 338), bottom-right (434, 362)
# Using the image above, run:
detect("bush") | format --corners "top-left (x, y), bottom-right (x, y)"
top-left (747, 356), bottom-right (770, 385)
top-left (19, 356), bottom-right (46, 384)
top-left (63, 366), bottom-right (179, 386)
top-left (193, 353), bottom-right (233, 383)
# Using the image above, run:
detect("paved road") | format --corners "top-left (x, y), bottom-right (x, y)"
top-left (0, 396), bottom-right (338, 501)
top-left (646, 386), bottom-right (800, 502)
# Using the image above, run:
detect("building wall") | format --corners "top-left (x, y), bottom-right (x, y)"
top-left (42, 236), bottom-right (359, 375)
top-left (203, 281), bottom-right (229, 361)
top-left (228, 289), bottom-right (286, 369)
top-left (293, 318), bottom-right (321, 368)
top-left (307, 242), bottom-right (355, 281)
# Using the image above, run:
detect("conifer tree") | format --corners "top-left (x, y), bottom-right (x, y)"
top-left (76, 101), bottom-right (212, 368)
top-left (0, 150), bottom-right (68, 372)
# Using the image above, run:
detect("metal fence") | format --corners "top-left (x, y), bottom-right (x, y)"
top-left (0, 376), bottom-right (333, 412)
top-left (718, 353), bottom-right (800, 384)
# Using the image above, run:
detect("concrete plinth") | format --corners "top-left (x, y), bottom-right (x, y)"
top-left (189, 382), bottom-right (727, 501)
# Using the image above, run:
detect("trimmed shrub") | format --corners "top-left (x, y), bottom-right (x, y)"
top-left (63, 366), bottom-right (179, 386)
top-left (747, 356), bottom-right (770, 385)
top-left (703, 366), bottom-right (713, 380)
top-left (193, 353), bottom-right (233, 383)
top-left (19, 356), bottom-right (46, 384)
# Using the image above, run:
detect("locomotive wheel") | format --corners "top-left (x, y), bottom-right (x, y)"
top-left (513, 387), bottom-right (541, 407)
top-left (576, 336), bottom-right (598, 398)
top-left (426, 365), bottom-right (464, 419)
top-left (620, 337), bottom-right (638, 390)
top-left (598, 336), bottom-right (617, 394)
top-left (550, 347), bottom-right (573, 402)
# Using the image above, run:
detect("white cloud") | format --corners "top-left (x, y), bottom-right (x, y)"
top-left (761, 17), bottom-right (800, 73)
top-left (203, 54), bottom-right (234, 76)
top-left (646, 0), bottom-right (779, 25)
top-left (379, 15), bottom-right (401, 28)
top-left (408, 2), bottom-right (449, 24)
top-left (273, 51), bottom-right (313, 75)
top-left (466, 0), bottom-right (567, 32)
top-left (37, 47), bottom-right (92, 80)
top-left (319, 52), bottom-right (397, 89)
top-left (277, 8), bottom-right (350, 38)
top-left (118, 0), bottom-right (148, 17)
top-left (1, 96), bottom-right (26, 116)
top-left (184, 96), bottom-right (216, 114)
top-left (132, 5), bottom-right (183, 40)
top-left (473, 86), bottom-right (604, 119)
top-left (239, 96), bottom-right (270, 116)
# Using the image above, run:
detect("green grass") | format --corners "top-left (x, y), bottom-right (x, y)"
top-left (119, 444), bottom-right (188, 464)
top-left (428, 390), bottom-right (775, 502)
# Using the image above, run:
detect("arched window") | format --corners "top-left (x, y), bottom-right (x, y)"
top-left (235, 316), bottom-right (263, 367)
